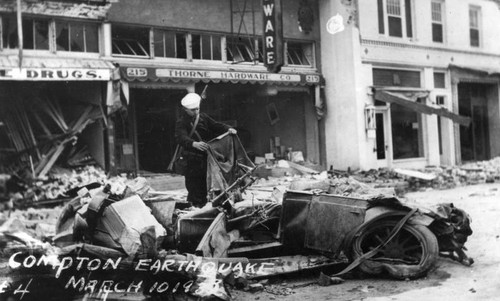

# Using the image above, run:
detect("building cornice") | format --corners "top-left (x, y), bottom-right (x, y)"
top-left (361, 38), bottom-right (500, 60)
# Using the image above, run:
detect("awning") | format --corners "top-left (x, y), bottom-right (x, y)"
top-left (0, 57), bottom-right (118, 81)
top-left (374, 88), bottom-right (471, 126)
top-left (449, 64), bottom-right (500, 76)
top-left (120, 66), bottom-right (322, 86)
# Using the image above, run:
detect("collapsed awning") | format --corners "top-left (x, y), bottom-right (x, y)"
top-left (0, 57), bottom-right (118, 81)
top-left (374, 88), bottom-right (471, 126)
top-left (120, 66), bottom-right (322, 86)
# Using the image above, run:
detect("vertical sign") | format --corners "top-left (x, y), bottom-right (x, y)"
top-left (262, 0), bottom-right (283, 73)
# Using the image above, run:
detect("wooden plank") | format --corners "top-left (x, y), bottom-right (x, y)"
top-left (31, 109), bottom-right (52, 137)
top-left (228, 241), bottom-right (283, 255)
top-left (39, 100), bottom-right (66, 132)
top-left (44, 97), bottom-right (68, 131)
top-left (38, 141), bottom-right (67, 177)
top-left (394, 168), bottom-right (436, 181)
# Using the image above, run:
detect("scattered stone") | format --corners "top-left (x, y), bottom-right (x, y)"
top-left (248, 283), bottom-right (264, 292)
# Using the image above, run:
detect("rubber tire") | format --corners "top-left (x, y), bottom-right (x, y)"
top-left (351, 220), bottom-right (439, 279)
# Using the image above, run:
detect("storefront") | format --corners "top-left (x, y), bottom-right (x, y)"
top-left (449, 65), bottom-right (500, 164)
top-left (115, 66), bottom-right (323, 173)
top-left (0, 57), bottom-right (117, 176)
top-left (369, 67), bottom-right (471, 169)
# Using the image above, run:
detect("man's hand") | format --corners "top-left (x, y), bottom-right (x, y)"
top-left (228, 128), bottom-right (237, 135)
top-left (192, 141), bottom-right (209, 151)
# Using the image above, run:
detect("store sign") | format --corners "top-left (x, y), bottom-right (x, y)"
top-left (123, 67), bottom-right (322, 85)
top-left (155, 69), bottom-right (300, 82)
top-left (262, 0), bottom-right (284, 73)
top-left (0, 68), bottom-right (111, 81)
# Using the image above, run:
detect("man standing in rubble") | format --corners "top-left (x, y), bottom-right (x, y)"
top-left (175, 92), bottom-right (237, 207)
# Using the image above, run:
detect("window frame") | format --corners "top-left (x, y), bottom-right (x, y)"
top-left (54, 20), bottom-right (100, 54)
top-left (433, 71), bottom-right (446, 89)
top-left (226, 36), bottom-right (260, 64)
top-left (152, 29), bottom-right (188, 60)
top-left (469, 6), bottom-right (481, 48)
top-left (111, 25), bottom-right (151, 58)
top-left (285, 40), bottom-right (315, 67)
top-left (431, 0), bottom-right (445, 43)
top-left (377, 0), bottom-right (415, 40)
top-left (1, 14), bottom-right (51, 52)
top-left (190, 33), bottom-right (223, 61)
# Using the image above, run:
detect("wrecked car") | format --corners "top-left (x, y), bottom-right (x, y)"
top-left (0, 133), bottom-right (473, 301)
top-left (176, 133), bottom-right (473, 280)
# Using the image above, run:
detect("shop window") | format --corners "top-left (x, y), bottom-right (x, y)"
top-left (153, 30), bottom-right (187, 59)
top-left (191, 34), bottom-right (221, 61)
top-left (433, 72), bottom-right (446, 88)
top-left (112, 26), bottom-right (150, 57)
top-left (286, 41), bottom-right (313, 66)
top-left (1, 15), bottom-right (49, 50)
top-left (431, 1), bottom-right (444, 43)
top-left (391, 101), bottom-right (424, 159)
top-left (377, 0), bottom-right (413, 38)
top-left (55, 21), bottom-right (98, 53)
top-left (469, 6), bottom-right (481, 47)
top-left (372, 68), bottom-right (421, 87)
top-left (227, 37), bottom-right (258, 63)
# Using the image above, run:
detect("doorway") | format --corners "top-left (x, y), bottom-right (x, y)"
top-left (458, 83), bottom-right (491, 162)
top-left (375, 110), bottom-right (391, 168)
top-left (132, 88), bottom-right (186, 173)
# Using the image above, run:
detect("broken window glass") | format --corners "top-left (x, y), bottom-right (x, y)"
top-left (55, 21), bottom-right (99, 53)
top-left (2, 16), bottom-right (50, 50)
top-left (286, 41), bottom-right (313, 66)
top-left (112, 25), bottom-right (150, 57)
top-left (227, 37), bottom-right (256, 63)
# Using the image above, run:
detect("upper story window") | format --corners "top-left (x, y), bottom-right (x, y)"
top-left (433, 72), bottom-right (446, 88)
top-left (191, 34), bottom-right (222, 61)
top-left (1, 14), bottom-right (99, 54)
top-left (431, 1), bottom-right (444, 43)
top-left (1, 15), bottom-right (49, 50)
top-left (227, 37), bottom-right (259, 63)
top-left (286, 41), bottom-right (314, 66)
top-left (372, 68), bottom-right (421, 87)
top-left (469, 6), bottom-right (481, 47)
top-left (153, 30), bottom-right (186, 59)
top-left (55, 21), bottom-right (99, 53)
top-left (112, 25), bottom-right (150, 57)
top-left (377, 0), bottom-right (413, 39)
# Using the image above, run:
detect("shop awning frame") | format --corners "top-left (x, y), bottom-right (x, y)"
top-left (373, 87), bottom-right (471, 126)
top-left (119, 66), bottom-right (323, 86)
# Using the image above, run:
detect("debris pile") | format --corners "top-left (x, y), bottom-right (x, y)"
top-left (351, 157), bottom-right (500, 192)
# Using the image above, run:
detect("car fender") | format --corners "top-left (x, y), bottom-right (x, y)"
top-left (342, 206), bottom-right (435, 254)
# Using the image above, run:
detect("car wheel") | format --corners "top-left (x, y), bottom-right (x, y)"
top-left (351, 220), bottom-right (439, 279)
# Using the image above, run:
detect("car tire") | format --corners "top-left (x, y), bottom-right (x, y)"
top-left (351, 219), bottom-right (439, 279)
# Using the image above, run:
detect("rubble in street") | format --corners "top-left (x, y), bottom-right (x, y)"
top-left (0, 154), bottom-right (489, 300)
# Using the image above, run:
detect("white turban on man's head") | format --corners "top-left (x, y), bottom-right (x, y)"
top-left (181, 93), bottom-right (201, 109)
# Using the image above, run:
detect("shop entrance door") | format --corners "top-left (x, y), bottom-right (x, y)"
top-left (375, 110), bottom-right (391, 168)
top-left (132, 88), bottom-right (186, 173)
top-left (458, 83), bottom-right (491, 162)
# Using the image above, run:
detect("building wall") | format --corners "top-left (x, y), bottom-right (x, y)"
top-left (107, 0), bottom-right (320, 40)
top-left (319, 0), bottom-right (366, 170)
top-left (319, 0), bottom-right (500, 170)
